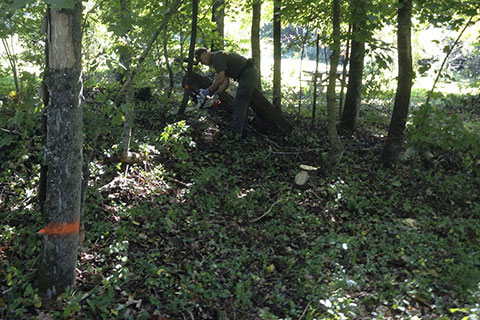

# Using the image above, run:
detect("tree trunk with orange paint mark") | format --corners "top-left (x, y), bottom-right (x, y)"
top-left (37, 0), bottom-right (83, 300)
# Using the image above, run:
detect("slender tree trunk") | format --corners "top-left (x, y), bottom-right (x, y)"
top-left (340, 9), bottom-right (365, 132)
top-left (338, 23), bottom-right (352, 117)
top-left (113, 0), bottom-right (182, 105)
top-left (212, 0), bottom-right (225, 50)
top-left (312, 32), bottom-right (320, 125)
top-left (163, 35), bottom-right (174, 96)
top-left (37, 0), bottom-right (83, 300)
top-left (178, 0), bottom-right (198, 114)
top-left (119, 0), bottom-right (135, 161)
top-left (1, 37), bottom-right (20, 94)
top-left (324, 46), bottom-right (329, 70)
top-left (298, 27), bottom-right (309, 115)
top-left (413, 13), bottom-right (478, 150)
top-left (251, 0), bottom-right (261, 83)
top-left (326, 0), bottom-right (344, 167)
top-left (381, 0), bottom-right (413, 167)
top-left (273, 0), bottom-right (281, 110)
top-left (425, 13), bottom-right (476, 107)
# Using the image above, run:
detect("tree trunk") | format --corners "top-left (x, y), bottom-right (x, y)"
top-left (37, 1), bottom-right (83, 300)
top-left (326, 0), bottom-right (344, 167)
top-left (312, 32), bottom-right (320, 125)
top-left (178, 0), bottom-right (198, 115)
top-left (340, 10), bottom-right (365, 132)
top-left (381, 0), bottom-right (413, 167)
top-left (113, 0), bottom-right (182, 105)
top-left (272, 0), bottom-right (281, 110)
top-left (163, 34), bottom-right (174, 96)
top-left (185, 71), bottom-right (292, 136)
top-left (298, 27), bottom-right (309, 115)
top-left (251, 0), bottom-right (261, 83)
top-left (338, 23), bottom-right (352, 117)
top-left (212, 0), bottom-right (225, 50)
top-left (119, 0), bottom-right (135, 161)
top-left (1, 37), bottom-right (20, 94)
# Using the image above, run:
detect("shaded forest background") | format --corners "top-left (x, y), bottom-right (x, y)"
top-left (0, 0), bottom-right (479, 318)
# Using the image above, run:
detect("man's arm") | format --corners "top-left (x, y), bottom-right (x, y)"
top-left (209, 71), bottom-right (228, 93)
top-left (215, 76), bottom-right (230, 95)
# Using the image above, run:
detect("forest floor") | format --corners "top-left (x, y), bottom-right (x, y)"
top-left (1, 96), bottom-right (480, 319)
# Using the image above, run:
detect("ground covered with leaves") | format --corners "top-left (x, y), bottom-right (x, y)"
top-left (1, 96), bottom-right (480, 319)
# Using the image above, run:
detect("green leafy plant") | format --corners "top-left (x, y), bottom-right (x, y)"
top-left (157, 120), bottom-right (196, 161)
top-left (407, 100), bottom-right (480, 170)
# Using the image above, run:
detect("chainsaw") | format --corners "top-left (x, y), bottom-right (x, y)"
top-left (185, 85), bottom-right (221, 109)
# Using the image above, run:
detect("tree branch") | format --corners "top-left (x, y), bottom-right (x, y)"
top-left (426, 12), bottom-right (478, 106)
top-left (114, 0), bottom-right (184, 105)
top-left (250, 198), bottom-right (283, 223)
top-left (81, 0), bottom-right (109, 33)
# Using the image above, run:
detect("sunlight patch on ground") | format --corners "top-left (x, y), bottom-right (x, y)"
top-left (237, 188), bottom-right (254, 199)
top-left (202, 123), bottom-right (221, 141)
top-left (414, 76), bottom-right (479, 95)
top-left (260, 56), bottom-right (330, 88)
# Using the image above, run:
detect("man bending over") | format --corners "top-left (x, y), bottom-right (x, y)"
top-left (195, 47), bottom-right (259, 138)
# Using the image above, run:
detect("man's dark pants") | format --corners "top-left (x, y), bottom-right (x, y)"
top-left (231, 66), bottom-right (259, 138)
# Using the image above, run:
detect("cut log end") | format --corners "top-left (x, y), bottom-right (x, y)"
top-left (295, 170), bottom-right (309, 186)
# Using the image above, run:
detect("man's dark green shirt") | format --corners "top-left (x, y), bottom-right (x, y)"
top-left (212, 51), bottom-right (247, 80)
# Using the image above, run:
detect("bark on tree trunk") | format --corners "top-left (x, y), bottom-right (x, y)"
top-left (185, 71), bottom-right (292, 136)
top-left (119, 87), bottom-right (134, 162)
top-left (212, 0), bottom-right (225, 50)
top-left (251, 0), bottom-right (261, 82)
top-left (312, 32), bottom-right (320, 125)
top-left (338, 23), bottom-right (352, 117)
top-left (326, 0), bottom-right (344, 167)
top-left (119, 0), bottom-right (135, 162)
top-left (273, 0), bottom-right (281, 110)
top-left (340, 17), bottom-right (365, 132)
top-left (113, 0), bottom-right (182, 105)
top-left (298, 27), bottom-right (309, 115)
top-left (37, 1), bottom-right (83, 300)
top-left (381, 0), bottom-right (413, 167)
top-left (163, 35), bottom-right (174, 97)
top-left (1, 37), bottom-right (20, 94)
top-left (178, 0), bottom-right (198, 115)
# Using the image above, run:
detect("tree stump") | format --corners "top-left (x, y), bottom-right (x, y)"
top-left (294, 164), bottom-right (320, 189)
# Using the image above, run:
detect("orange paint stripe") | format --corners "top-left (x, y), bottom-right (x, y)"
top-left (39, 219), bottom-right (80, 235)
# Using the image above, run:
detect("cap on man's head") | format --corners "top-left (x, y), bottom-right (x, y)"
top-left (194, 47), bottom-right (208, 64)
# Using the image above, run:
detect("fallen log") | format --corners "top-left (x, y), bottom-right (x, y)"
top-left (185, 71), bottom-right (292, 136)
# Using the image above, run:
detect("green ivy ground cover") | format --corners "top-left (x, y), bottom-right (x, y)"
top-left (1, 97), bottom-right (479, 319)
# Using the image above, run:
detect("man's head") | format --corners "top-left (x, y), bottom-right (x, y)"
top-left (195, 47), bottom-right (211, 65)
